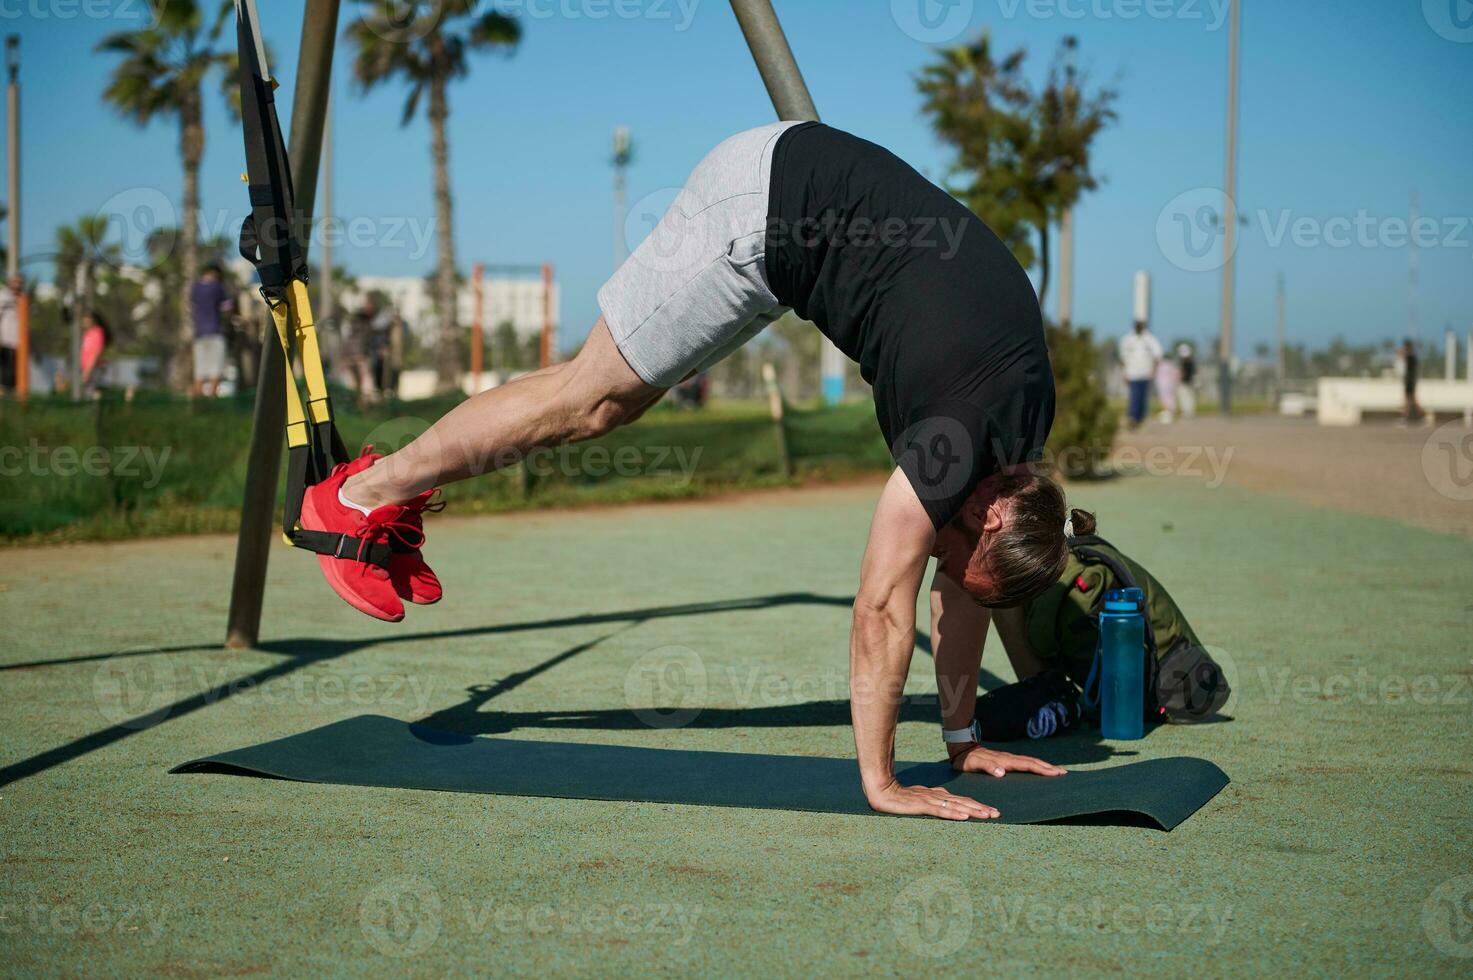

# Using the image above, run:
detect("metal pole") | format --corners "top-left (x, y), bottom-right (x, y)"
top-left (539, 263), bottom-right (553, 369)
top-left (1275, 272), bottom-right (1286, 394)
top-left (470, 262), bottom-right (484, 382)
top-left (4, 36), bottom-right (16, 280)
top-left (1217, 0), bottom-right (1240, 415)
top-left (1057, 207), bottom-right (1074, 328)
top-left (1446, 327), bottom-right (1456, 384)
top-left (70, 263), bottom-right (84, 400)
top-left (1408, 191), bottom-right (1419, 344)
top-left (729, 0), bottom-right (844, 405)
top-left (6, 34), bottom-right (25, 401)
top-left (225, 0), bottom-right (342, 650)
top-left (612, 125), bottom-right (630, 271)
top-left (728, 0), bottom-right (819, 122)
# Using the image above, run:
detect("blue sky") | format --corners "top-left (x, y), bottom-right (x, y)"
top-left (6, 0), bottom-right (1472, 355)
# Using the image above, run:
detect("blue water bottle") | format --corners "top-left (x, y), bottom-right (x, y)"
top-left (1099, 587), bottom-right (1146, 740)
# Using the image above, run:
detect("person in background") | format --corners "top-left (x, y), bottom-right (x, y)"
top-left (1398, 337), bottom-right (1421, 423)
top-left (346, 298), bottom-right (378, 405)
top-left (0, 274), bottom-right (23, 396)
top-left (1176, 343), bottom-right (1197, 419)
top-left (80, 311), bottom-right (112, 394)
top-left (368, 304), bottom-right (396, 399)
top-left (1118, 320), bottom-right (1162, 429)
top-left (1154, 352), bottom-right (1180, 424)
top-left (190, 264), bottom-right (234, 398)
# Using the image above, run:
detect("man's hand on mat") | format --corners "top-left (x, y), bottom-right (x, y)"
top-left (949, 745), bottom-right (1068, 778)
top-left (866, 781), bottom-right (999, 821)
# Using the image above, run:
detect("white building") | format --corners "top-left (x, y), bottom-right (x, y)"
top-left (345, 273), bottom-right (559, 346)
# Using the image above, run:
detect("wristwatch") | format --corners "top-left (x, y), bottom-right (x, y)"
top-left (942, 719), bottom-right (981, 745)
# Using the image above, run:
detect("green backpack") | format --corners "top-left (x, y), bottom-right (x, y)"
top-left (1024, 534), bottom-right (1230, 724)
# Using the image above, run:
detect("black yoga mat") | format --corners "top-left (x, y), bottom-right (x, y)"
top-left (172, 715), bottom-right (1228, 830)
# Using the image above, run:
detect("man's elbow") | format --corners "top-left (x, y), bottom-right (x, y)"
top-left (852, 592), bottom-right (908, 641)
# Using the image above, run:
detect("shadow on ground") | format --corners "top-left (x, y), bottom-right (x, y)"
top-left (1, 591), bottom-right (1120, 786)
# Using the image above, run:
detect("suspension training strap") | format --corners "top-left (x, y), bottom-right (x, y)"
top-left (233, 0), bottom-right (389, 568)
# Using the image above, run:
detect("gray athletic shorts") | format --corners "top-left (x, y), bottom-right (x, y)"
top-left (598, 121), bottom-right (802, 387)
top-left (193, 334), bottom-right (227, 380)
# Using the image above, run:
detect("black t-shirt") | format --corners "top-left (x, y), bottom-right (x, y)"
top-left (765, 123), bottom-right (1054, 528)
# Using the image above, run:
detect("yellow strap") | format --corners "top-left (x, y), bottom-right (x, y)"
top-left (268, 298), bottom-right (311, 449)
top-left (287, 280), bottom-right (333, 425)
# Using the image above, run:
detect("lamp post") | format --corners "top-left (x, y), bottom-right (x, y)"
top-left (6, 34), bottom-right (26, 400)
top-left (1217, 0), bottom-right (1240, 415)
top-left (612, 125), bottom-right (631, 271)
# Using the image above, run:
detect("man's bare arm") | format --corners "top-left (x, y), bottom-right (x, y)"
top-left (930, 575), bottom-right (1068, 779)
top-left (850, 470), bottom-right (998, 821)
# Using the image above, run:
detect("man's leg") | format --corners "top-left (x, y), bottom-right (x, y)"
top-left (344, 317), bottom-right (663, 509)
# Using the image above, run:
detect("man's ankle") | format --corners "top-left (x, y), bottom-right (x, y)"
top-left (340, 472), bottom-right (382, 513)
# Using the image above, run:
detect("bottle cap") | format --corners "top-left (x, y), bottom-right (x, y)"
top-left (1103, 588), bottom-right (1142, 614)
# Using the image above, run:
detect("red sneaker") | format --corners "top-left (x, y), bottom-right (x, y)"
top-left (299, 449), bottom-right (408, 622)
top-left (388, 490), bottom-right (444, 605)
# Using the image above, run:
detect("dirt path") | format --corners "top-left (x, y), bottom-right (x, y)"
top-left (1113, 415), bottom-right (1473, 537)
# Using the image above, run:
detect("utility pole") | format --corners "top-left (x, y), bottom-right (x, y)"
top-left (1057, 208), bottom-right (1074, 328)
top-left (1275, 272), bottom-right (1285, 393)
top-left (539, 262), bottom-right (554, 369)
top-left (470, 261), bottom-right (484, 383)
top-left (729, 0), bottom-right (844, 405)
top-left (3, 36), bottom-right (13, 279)
top-left (1408, 191), bottom-right (1419, 345)
top-left (1218, 0), bottom-right (1240, 415)
top-left (1133, 270), bottom-right (1150, 331)
top-left (612, 125), bottom-right (631, 271)
top-left (5, 34), bottom-right (25, 400)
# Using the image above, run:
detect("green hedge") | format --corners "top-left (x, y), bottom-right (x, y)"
top-left (1, 391), bottom-right (892, 544)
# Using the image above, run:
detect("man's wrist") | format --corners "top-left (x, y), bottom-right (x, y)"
top-left (942, 719), bottom-right (980, 745)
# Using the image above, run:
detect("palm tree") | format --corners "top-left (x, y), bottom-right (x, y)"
top-left (918, 34), bottom-right (1116, 309)
top-left (346, 0), bottom-right (521, 391)
top-left (97, 0), bottom-right (235, 390)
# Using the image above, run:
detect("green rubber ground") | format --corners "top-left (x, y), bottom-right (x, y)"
top-left (3, 474), bottom-right (1471, 975)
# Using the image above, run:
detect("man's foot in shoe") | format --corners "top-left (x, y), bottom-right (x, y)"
top-left (387, 489), bottom-right (444, 605)
top-left (300, 449), bottom-right (415, 622)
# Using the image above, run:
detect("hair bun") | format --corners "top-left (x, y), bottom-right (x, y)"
top-left (1068, 507), bottom-right (1097, 537)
